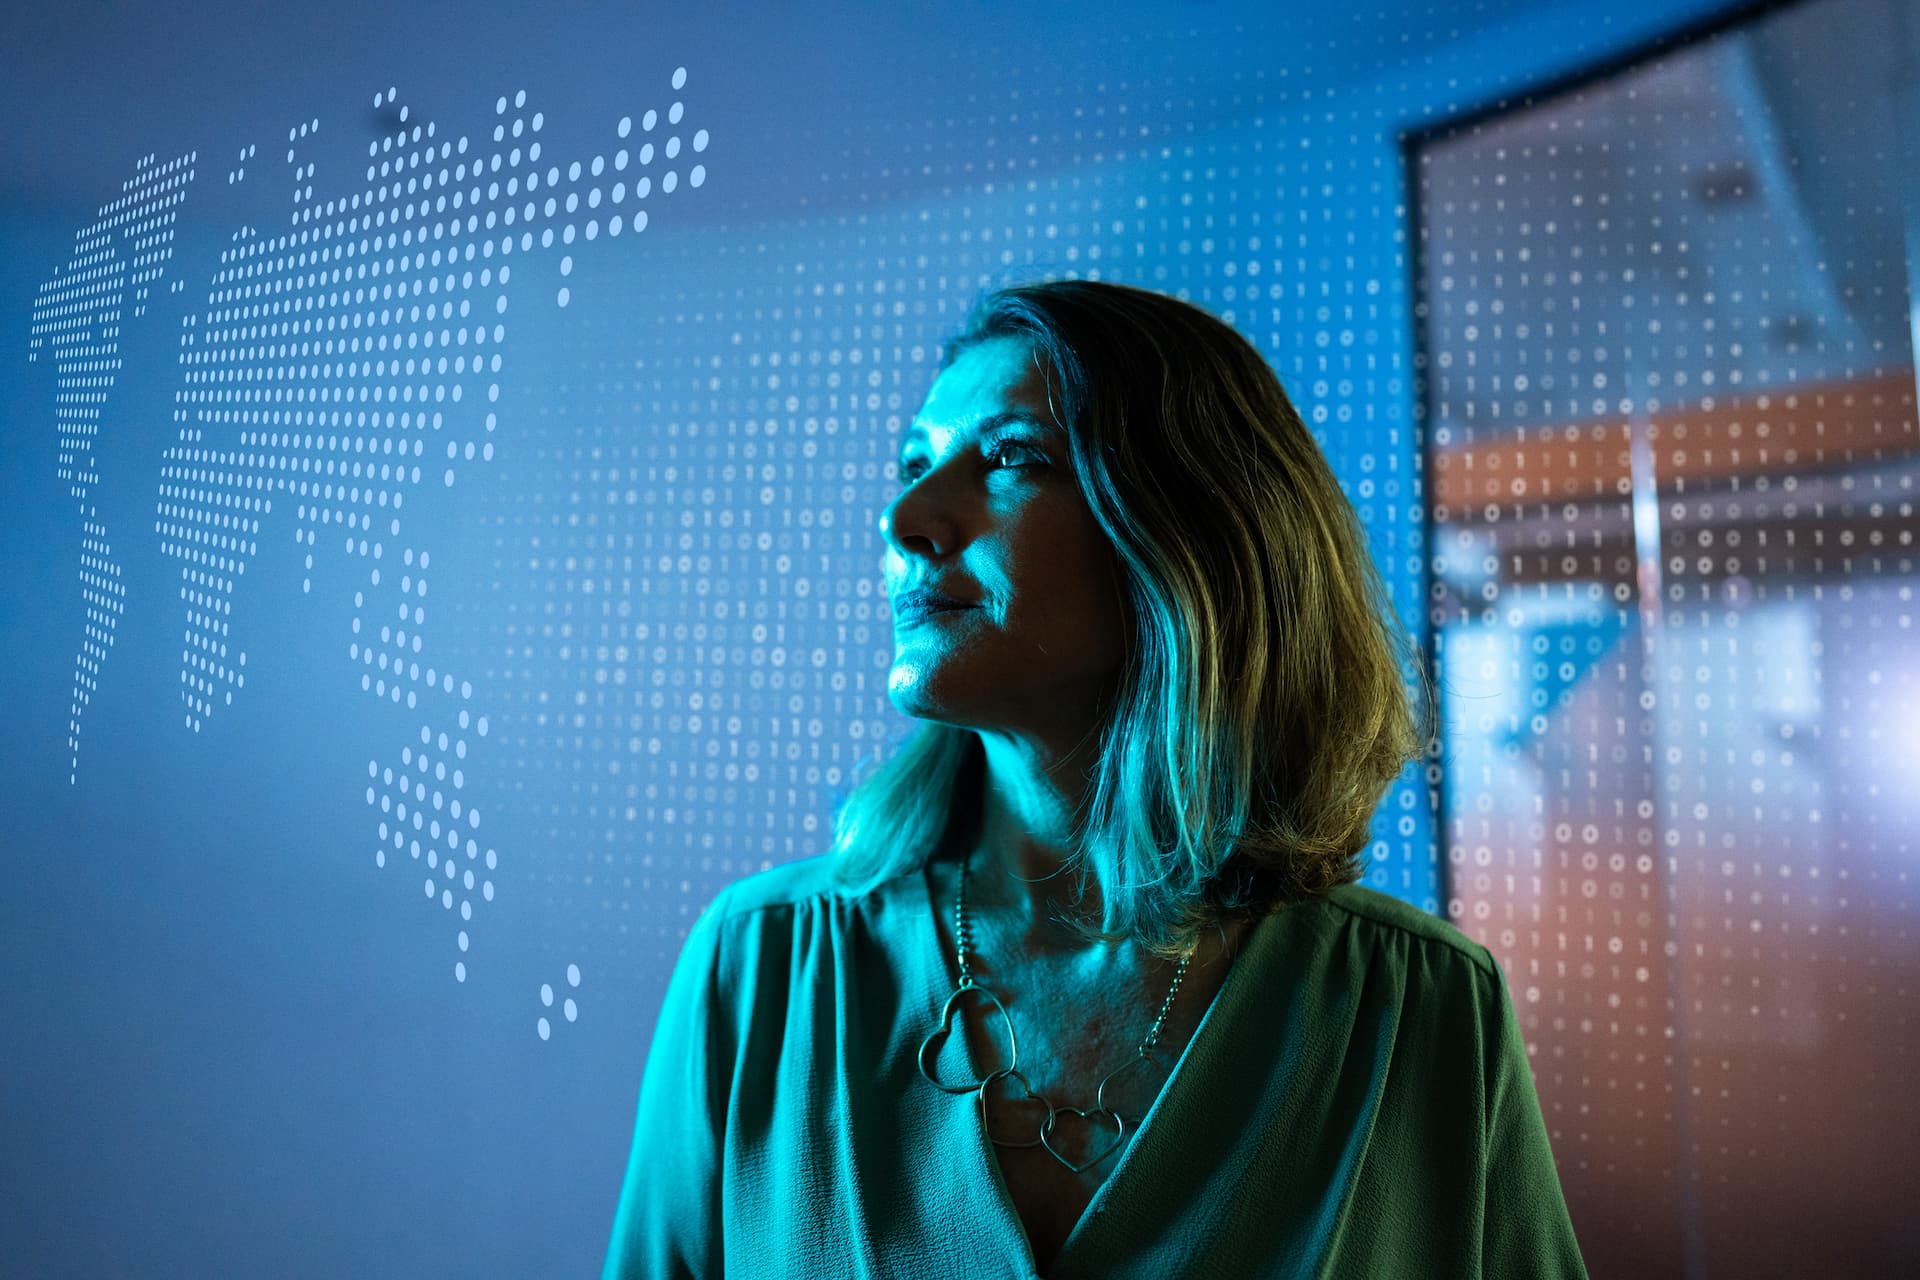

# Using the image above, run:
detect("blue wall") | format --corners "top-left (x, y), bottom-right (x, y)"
top-left (0, 2), bottom-right (1744, 1274)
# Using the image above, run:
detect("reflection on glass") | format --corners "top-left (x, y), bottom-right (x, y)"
top-left (1415, 0), bottom-right (1920, 1273)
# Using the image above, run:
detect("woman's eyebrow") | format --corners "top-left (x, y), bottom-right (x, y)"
top-left (902, 410), bottom-right (1061, 444)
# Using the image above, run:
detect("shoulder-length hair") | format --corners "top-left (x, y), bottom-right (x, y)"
top-left (829, 279), bottom-right (1434, 959)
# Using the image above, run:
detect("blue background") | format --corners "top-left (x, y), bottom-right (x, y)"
top-left (2, 2), bottom-right (1840, 1276)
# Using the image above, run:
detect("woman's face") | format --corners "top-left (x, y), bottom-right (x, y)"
top-left (878, 335), bottom-right (1129, 748)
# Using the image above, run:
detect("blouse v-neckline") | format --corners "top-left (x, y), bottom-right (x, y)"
top-left (916, 858), bottom-right (1262, 1277)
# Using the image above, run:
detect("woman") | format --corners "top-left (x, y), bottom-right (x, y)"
top-left (603, 281), bottom-right (1589, 1278)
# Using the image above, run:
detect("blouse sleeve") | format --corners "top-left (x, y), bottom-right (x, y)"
top-left (602, 889), bottom-right (736, 1280)
top-left (1480, 955), bottom-right (1591, 1279)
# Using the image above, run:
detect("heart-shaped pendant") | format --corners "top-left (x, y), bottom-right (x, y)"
top-left (1091, 1049), bottom-right (1157, 1115)
top-left (976, 1066), bottom-right (1049, 1149)
top-left (917, 980), bottom-right (1020, 1095)
top-left (1040, 1104), bottom-right (1127, 1174)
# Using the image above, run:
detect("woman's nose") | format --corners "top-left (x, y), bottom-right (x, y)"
top-left (878, 477), bottom-right (953, 560)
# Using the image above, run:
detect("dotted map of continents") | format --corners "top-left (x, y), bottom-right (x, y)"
top-left (26, 69), bottom-right (711, 1016)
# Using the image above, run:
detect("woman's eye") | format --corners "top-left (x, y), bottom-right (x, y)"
top-left (986, 440), bottom-right (1047, 470)
top-left (895, 441), bottom-right (1046, 485)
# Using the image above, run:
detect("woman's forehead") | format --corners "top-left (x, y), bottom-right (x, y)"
top-left (910, 336), bottom-right (1057, 439)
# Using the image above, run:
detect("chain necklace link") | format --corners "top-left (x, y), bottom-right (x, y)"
top-left (917, 849), bottom-right (1196, 1174)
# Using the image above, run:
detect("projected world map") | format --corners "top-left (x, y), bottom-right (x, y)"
top-left (26, 69), bottom-right (711, 1006)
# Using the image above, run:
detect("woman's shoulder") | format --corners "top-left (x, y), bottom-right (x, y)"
top-left (703, 851), bottom-right (920, 928)
top-left (1309, 881), bottom-right (1500, 981)
top-left (677, 855), bottom-right (927, 1003)
top-left (707, 852), bottom-right (838, 921)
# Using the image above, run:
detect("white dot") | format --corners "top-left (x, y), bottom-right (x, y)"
top-left (617, 115), bottom-right (631, 138)
top-left (556, 286), bottom-right (570, 308)
top-left (537, 1017), bottom-right (550, 1040)
top-left (563, 998), bottom-right (578, 1022)
top-left (671, 66), bottom-right (686, 90)
top-left (455, 961), bottom-right (467, 982)
top-left (567, 963), bottom-right (581, 987)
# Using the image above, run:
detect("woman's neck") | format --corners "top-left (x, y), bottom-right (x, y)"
top-left (961, 728), bottom-right (1105, 931)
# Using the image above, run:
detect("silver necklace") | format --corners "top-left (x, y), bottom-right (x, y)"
top-left (916, 850), bottom-right (1196, 1174)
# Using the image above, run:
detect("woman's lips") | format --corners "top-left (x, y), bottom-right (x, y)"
top-left (894, 601), bottom-right (975, 625)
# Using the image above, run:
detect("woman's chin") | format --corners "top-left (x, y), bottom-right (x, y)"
top-left (886, 675), bottom-right (983, 729)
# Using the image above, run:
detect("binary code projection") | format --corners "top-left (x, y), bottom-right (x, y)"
top-left (26, 152), bottom-right (195, 784)
top-left (8, 4), bottom-right (1919, 1276)
top-left (29, 69), bottom-right (712, 1004)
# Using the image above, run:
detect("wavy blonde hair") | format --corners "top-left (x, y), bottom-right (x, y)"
top-left (829, 280), bottom-right (1434, 958)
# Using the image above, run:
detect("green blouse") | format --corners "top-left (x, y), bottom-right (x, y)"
top-left (602, 854), bottom-right (1589, 1278)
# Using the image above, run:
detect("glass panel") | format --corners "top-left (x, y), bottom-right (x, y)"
top-left (1415, 0), bottom-right (1920, 1273)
